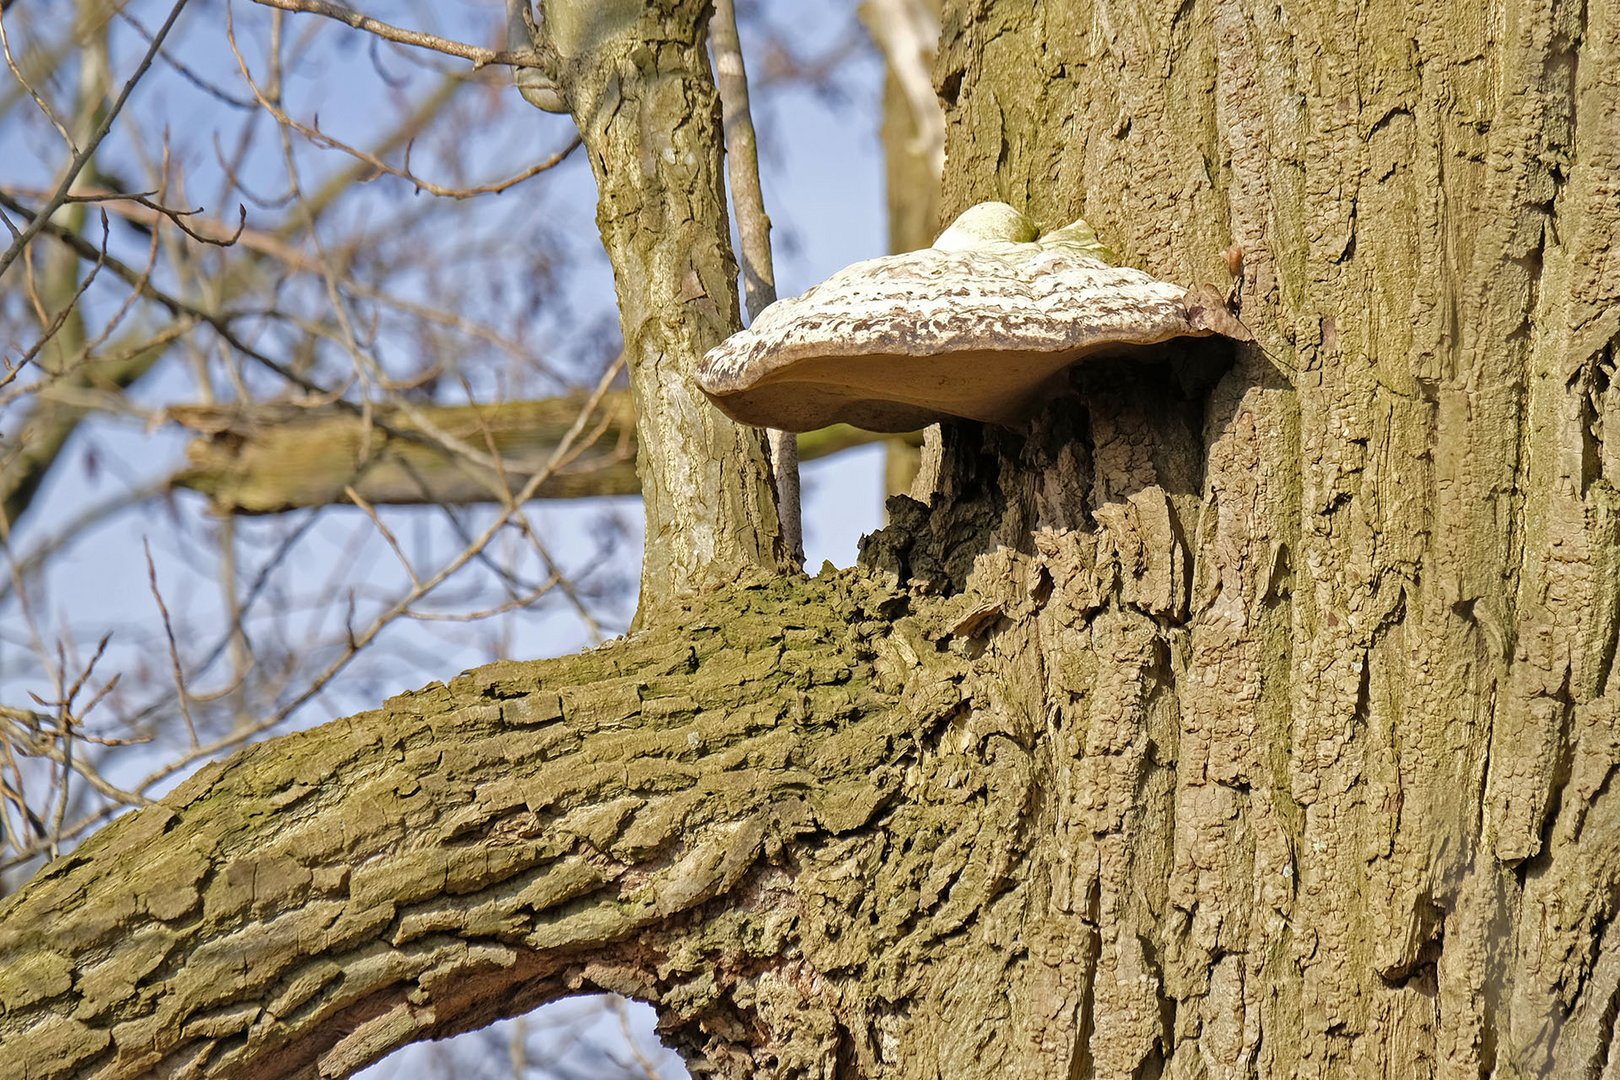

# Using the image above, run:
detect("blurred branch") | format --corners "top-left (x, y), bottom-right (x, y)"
top-left (858, 0), bottom-right (944, 186)
top-left (0, 66), bottom-right (473, 525)
top-left (115, 5), bottom-right (258, 110)
top-left (0, 214), bottom-right (172, 532)
top-left (1, 339), bottom-right (168, 531)
top-left (0, 0), bottom-right (191, 281)
top-left (0, 189), bottom-right (333, 396)
top-left (1, 189), bottom-right (500, 437)
top-left (0, 3), bottom-right (106, 118)
top-left (169, 392), bottom-right (916, 512)
top-left (0, 480), bottom-right (166, 604)
top-left (228, 21), bottom-right (580, 200)
top-left (295, 72), bottom-right (459, 225)
top-left (0, 0), bottom-right (643, 882)
top-left (860, 0), bottom-right (943, 499)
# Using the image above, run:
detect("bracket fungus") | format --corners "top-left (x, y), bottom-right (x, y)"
top-left (697, 202), bottom-right (1239, 433)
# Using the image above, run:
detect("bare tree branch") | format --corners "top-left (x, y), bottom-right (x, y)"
top-left (168, 393), bottom-right (913, 512)
top-left (249, 0), bottom-right (553, 71)
top-left (0, 0), bottom-right (191, 281)
top-left (226, 22), bottom-right (581, 200)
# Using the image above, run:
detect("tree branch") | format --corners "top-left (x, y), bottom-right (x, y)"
top-left (711, 0), bottom-right (802, 567)
top-left (0, 0), bottom-right (191, 281)
top-left (167, 394), bottom-right (916, 513)
top-left (0, 575), bottom-right (959, 1078)
top-left (247, 0), bottom-right (552, 70)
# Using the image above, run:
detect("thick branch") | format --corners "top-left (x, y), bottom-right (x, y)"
top-left (168, 394), bottom-right (914, 513)
top-left (0, 574), bottom-right (958, 1079)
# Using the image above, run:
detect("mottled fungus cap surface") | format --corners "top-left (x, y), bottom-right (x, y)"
top-left (696, 202), bottom-right (1228, 433)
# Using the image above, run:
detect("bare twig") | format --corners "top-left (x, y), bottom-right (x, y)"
top-left (57, 189), bottom-right (248, 248)
top-left (0, 0), bottom-right (192, 281)
top-left (116, 5), bottom-right (259, 110)
top-left (0, 0), bottom-right (634, 878)
top-left (46, 634), bottom-right (113, 858)
top-left (0, 482), bottom-right (165, 605)
top-left (235, 28), bottom-right (564, 505)
top-left (0, 321), bottom-right (191, 414)
top-left (228, 13), bottom-right (580, 199)
top-left (611, 997), bottom-right (667, 1080)
top-left (345, 486), bottom-right (420, 588)
top-left (0, 6), bottom-right (76, 151)
top-left (0, 187), bottom-right (340, 398)
top-left (248, 0), bottom-right (551, 71)
top-left (0, 697), bottom-right (152, 857)
top-left (144, 540), bottom-right (200, 748)
top-left (8, 213), bottom-right (110, 382)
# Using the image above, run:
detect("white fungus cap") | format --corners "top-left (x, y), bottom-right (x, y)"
top-left (696, 202), bottom-right (1230, 433)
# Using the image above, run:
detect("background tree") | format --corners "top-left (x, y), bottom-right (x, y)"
top-left (4, 2), bottom-right (1620, 1080)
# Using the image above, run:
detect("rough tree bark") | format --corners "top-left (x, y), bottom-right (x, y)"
top-left (3, 1), bottom-right (1618, 1078)
top-left (922, 0), bottom-right (1619, 1074)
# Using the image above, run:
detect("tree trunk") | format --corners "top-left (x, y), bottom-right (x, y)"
top-left (2, 2), bottom-right (1618, 1078)
top-left (925, 0), bottom-right (1620, 1074)
top-left (546, 0), bottom-right (792, 612)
